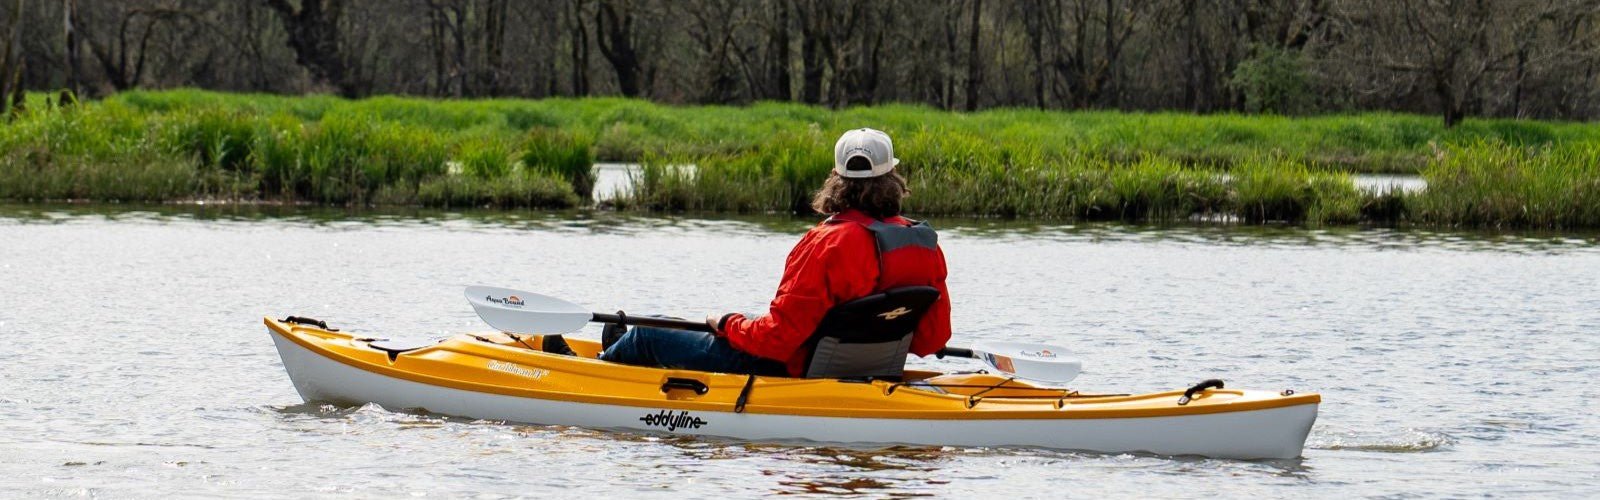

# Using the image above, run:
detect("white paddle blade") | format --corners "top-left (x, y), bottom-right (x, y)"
top-left (465, 286), bottom-right (592, 334)
top-left (972, 340), bottom-right (1083, 383)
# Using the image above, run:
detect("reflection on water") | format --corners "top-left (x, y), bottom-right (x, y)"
top-left (3, 202), bottom-right (1595, 254)
top-left (2, 203), bottom-right (1597, 498)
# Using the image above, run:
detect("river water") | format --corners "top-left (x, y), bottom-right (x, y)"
top-left (2, 204), bottom-right (1597, 498)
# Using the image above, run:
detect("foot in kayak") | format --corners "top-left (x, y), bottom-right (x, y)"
top-left (541, 334), bottom-right (577, 356)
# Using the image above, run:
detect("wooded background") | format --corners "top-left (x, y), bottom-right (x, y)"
top-left (7, 0), bottom-right (1600, 125)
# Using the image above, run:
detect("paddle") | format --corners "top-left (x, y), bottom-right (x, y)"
top-left (464, 285), bottom-right (1082, 383)
top-left (935, 341), bottom-right (1082, 383)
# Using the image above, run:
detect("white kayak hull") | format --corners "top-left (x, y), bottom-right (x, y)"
top-left (271, 329), bottom-right (1317, 459)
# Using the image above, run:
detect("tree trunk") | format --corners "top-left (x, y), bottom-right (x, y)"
top-left (963, 0), bottom-right (983, 111)
top-left (1435, 66), bottom-right (1462, 127)
top-left (800, 31), bottom-right (823, 104)
top-left (1512, 43), bottom-right (1528, 118)
top-left (859, 7), bottom-right (886, 105)
top-left (1026, 0), bottom-right (1047, 107)
top-left (64, 0), bottom-right (80, 97)
top-left (768, 0), bottom-right (791, 101)
top-left (263, 0), bottom-right (354, 97)
top-left (482, 0), bottom-right (507, 95)
top-left (450, 4), bottom-right (467, 96)
top-left (1, 0), bottom-right (21, 114)
top-left (568, 0), bottom-right (590, 95)
top-left (6, 59), bottom-right (20, 115)
top-left (1444, 102), bottom-right (1464, 127)
top-left (942, 0), bottom-right (960, 109)
top-left (595, 0), bottom-right (641, 97)
top-left (430, 5), bottom-right (447, 95)
top-left (1181, 0), bottom-right (1217, 112)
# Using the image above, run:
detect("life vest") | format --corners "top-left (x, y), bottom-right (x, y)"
top-left (825, 210), bottom-right (941, 291)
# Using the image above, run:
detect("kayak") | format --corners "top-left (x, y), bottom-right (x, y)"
top-left (265, 316), bottom-right (1319, 459)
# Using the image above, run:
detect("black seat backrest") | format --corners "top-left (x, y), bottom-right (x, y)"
top-left (802, 286), bottom-right (941, 379)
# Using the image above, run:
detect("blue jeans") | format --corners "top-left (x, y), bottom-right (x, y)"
top-left (599, 324), bottom-right (789, 376)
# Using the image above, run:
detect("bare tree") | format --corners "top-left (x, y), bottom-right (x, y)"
top-left (1, 0), bottom-right (23, 113)
top-left (8, 0), bottom-right (1600, 121)
top-left (76, 4), bottom-right (206, 92)
top-left (964, 0), bottom-right (983, 111)
top-left (1033, 0), bottom-right (1150, 109)
top-left (1335, 0), bottom-right (1588, 126)
top-left (262, 0), bottom-right (352, 96)
top-left (595, 0), bottom-right (645, 97)
top-left (684, 0), bottom-right (747, 102)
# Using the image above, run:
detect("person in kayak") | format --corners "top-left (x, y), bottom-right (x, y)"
top-left (545, 128), bottom-right (952, 377)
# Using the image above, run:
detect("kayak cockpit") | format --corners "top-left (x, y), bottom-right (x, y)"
top-left (451, 331), bottom-right (1147, 407)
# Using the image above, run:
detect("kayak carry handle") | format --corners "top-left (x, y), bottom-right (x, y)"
top-left (281, 316), bottom-right (337, 331)
top-left (1177, 379), bottom-right (1225, 405)
top-left (661, 378), bottom-right (710, 395)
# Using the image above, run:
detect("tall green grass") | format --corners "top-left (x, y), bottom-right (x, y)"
top-left (95, 89), bottom-right (1600, 172)
top-left (1230, 160), bottom-right (1363, 224)
top-left (522, 128), bottom-right (596, 198)
top-left (0, 93), bottom-right (581, 208)
top-left (1410, 143), bottom-right (1600, 228)
top-left (0, 152), bottom-right (203, 202)
top-left (3, 89), bottom-right (1600, 227)
top-left (622, 129), bottom-right (831, 213)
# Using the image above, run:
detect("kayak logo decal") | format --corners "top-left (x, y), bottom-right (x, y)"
top-left (638, 410), bottom-right (706, 432)
top-left (485, 294), bottom-right (525, 307)
top-left (1020, 349), bottom-right (1056, 358)
top-left (487, 360), bottom-right (547, 380)
top-left (877, 307), bottom-right (913, 320)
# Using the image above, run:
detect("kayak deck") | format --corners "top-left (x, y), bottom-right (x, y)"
top-left (264, 317), bottom-right (1319, 420)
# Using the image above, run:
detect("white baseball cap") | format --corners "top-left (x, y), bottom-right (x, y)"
top-left (833, 128), bottom-right (899, 178)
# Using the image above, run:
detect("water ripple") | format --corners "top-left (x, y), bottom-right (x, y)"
top-left (1308, 429), bottom-right (1455, 453)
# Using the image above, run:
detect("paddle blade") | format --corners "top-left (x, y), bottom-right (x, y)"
top-left (465, 286), bottom-right (592, 334)
top-left (972, 340), bottom-right (1082, 383)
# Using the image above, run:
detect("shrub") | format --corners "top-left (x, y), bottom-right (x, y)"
top-left (1229, 45), bottom-right (1313, 115)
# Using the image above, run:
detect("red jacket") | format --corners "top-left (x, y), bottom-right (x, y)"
top-left (721, 209), bottom-right (953, 376)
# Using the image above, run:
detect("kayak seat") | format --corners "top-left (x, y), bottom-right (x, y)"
top-left (802, 286), bottom-right (941, 380)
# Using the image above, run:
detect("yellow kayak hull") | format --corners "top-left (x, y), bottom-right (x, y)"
top-left (266, 317), bottom-right (1320, 458)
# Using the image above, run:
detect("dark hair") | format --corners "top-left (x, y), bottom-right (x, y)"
top-left (810, 169), bottom-right (908, 219)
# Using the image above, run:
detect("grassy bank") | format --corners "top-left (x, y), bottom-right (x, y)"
top-left (0, 91), bottom-right (592, 208)
top-left (2, 90), bottom-right (1599, 227)
top-left (85, 89), bottom-right (1600, 173)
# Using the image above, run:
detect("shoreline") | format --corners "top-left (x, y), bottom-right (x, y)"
top-left (6, 200), bottom-right (1600, 243)
top-left (2, 90), bottom-right (1596, 228)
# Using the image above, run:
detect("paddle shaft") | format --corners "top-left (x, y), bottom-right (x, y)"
top-left (586, 312), bottom-right (972, 359)
top-left (590, 312), bottom-right (713, 332)
top-left (937, 347), bottom-right (975, 359)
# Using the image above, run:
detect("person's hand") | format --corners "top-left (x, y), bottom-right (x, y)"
top-left (706, 313), bottom-right (731, 336)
